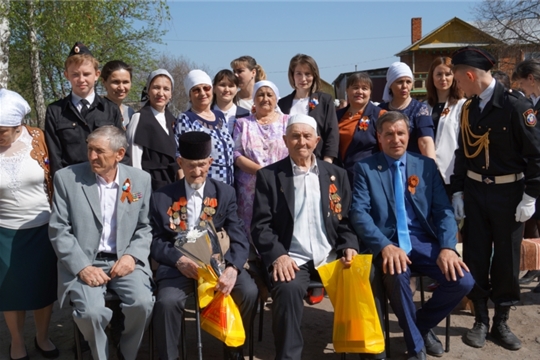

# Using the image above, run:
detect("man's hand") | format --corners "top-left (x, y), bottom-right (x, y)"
top-left (437, 248), bottom-right (469, 281)
top-left (78, 266), bottom-right (111, 287)
top-left (340, 248), bottom-right (358, 269)
top-left (215, 266), bottom-right (238, 296)
top-left (175, 256), bottom-right (199, 279)
top-left (381, 244), bottom-right (411, 275)
top-left (110, 255), bottom-right (136, 278)
top-left (272, 255), bottom-right (300, 282)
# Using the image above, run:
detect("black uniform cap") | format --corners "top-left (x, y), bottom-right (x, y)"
top-left (451, 46), bottom-right (496, 71)
top-left (68, 42), bottom-right (93, 58)
top-left (178, 132), bottom-right (212, 160)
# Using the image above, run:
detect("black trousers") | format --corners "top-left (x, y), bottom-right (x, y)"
top-left (153, 270), bottom-right (258, 360)
top-left (462, 178), bottom-right (523, 306)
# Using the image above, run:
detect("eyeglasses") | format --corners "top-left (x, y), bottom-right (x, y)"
top-left (191, 85), bottom-right (212, 94)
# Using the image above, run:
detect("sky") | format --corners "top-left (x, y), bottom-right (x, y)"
top-left (155, 0), bottom-right (483, 93)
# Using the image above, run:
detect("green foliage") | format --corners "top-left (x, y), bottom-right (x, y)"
top-left (7, 0), bottom-right (170, 110)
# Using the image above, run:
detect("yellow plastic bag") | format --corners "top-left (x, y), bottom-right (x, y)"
top-left (318, 254), bottom-right (385, 354)
top-left (196, 266), bottom-right (246, 347)
top-left (200, 291), bottom-right (246, 347)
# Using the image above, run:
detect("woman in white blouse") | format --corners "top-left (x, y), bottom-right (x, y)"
top-left (126, 69), bottom-right (178, 190)
top-left (425, 57), bottom-right (465, 196)
top-left (212, 69), bottom-right (250, 135)
top-left (0, 89), bottom-right (58, 360)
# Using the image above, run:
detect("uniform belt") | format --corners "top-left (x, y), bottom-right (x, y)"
top-left (466, 170), bottom-right (524, 185)
top-left (95, 252), bottom-right (117, 260)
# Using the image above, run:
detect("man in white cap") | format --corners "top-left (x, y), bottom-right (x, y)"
top-left (251, 114), bottom-right (359, 359)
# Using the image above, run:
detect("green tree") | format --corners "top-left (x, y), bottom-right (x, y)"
top-left (7, 0), bottom-right (170, 127)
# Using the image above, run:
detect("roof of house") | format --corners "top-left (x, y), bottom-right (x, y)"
top-left (396, 17), bottom-right (502, 56)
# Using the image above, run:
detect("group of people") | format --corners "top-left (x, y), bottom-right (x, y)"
top-left (1, 41), bottom-right (540, 360)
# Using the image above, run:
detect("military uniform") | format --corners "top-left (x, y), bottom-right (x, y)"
top-left (452, 81), bottom-right (540, 304)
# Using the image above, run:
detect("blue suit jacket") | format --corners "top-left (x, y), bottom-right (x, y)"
top-left (349, 152), bottom-right (457, 257)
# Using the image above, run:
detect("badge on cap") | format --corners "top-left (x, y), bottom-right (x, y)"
top-left (523, 109), bottom-right (537, 127)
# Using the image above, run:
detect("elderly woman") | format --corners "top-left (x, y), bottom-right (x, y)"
top-left (231, 56), bottom-right (266, 110)
top-left (279, 54), bottom-right (339, 163)
top-left (336, 72), bottom-right (386, 184)
top-left (126, 69), bottom-right (178, 191)
top-left (175, 69), bottom-right (235, 185)
top-left (379, 62), bottom-right (436, 158)
top-left (233, 80), bottom-right (289, 239)
top-left (212, 69), bottom-right (250, 135)
top-left (425, 57), bottom-right (465, 196)
top-left (100, 60), bottom-right (135, 127)
top-left (0, 89), bottom-right (58, 360)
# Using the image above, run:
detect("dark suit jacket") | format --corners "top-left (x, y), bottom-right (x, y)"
top-left (150, 178), bottom-right (248, 281)
top-left (349, 152), bottom-right (458, 257)
top-left (278, 91), bottom-right (339, 160)
top-left (45, 94), bottom-right (128, 176)
top-left (251, 157), bottom-right (359, 269)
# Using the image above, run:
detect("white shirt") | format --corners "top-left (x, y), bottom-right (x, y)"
top-left (238, 98), bottom-right (253, 110)
top-left (185, 180), bottom-right (206, 229)
top-left (531, 94), bottom-right (540, 106)
top-left (96, 170), bottom-right (120, 253)
top-left (213, 103), bottom-right (237, 135)
top-left (288, 156), bottom-right (333, 267)
top-left (126, 107), bottom-right (169, 169)
top-left (290, 97), bottom-right (309, 116)
top-left (71, 91), bottom-right (96, 112)
top-left (478, 78), bottom-right (496, 112)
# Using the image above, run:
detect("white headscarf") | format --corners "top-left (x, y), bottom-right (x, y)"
top-left (382, 62), bottom-right (414, 103)
top-left (253, 80), bottom-right (280, 101)
top-left (0, 89), bottom-right (31, 126)
top-left (183, 69), bottom-right (212, 93)
top-left (141, 69), bottom-right (175, 103)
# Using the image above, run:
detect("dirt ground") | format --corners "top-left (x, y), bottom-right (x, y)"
top-left (1, 275), bottom-right (540, 360)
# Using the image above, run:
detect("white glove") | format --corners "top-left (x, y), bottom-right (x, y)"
top-left (515, 193), bottom-right (536, 222)
top-left (452, 192), bottom-right (465, 221)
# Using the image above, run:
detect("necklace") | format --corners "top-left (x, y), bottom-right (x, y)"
top-left (389, 97), bottom-right (411, 111)
top-left (257, 112), bottom-right (277, 125)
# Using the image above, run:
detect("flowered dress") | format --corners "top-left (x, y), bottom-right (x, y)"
top-left (175, 109), bottom-right (235, 185)
top-left (233, 114), bottom-right (290, 239)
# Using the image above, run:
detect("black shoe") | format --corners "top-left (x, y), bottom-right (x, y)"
top-left (9, 345), bottom-right (29, 360)
top-left (34, 338), bottom-right (59, 359)
top-left (223, 345), bottom-right (244, 360)
top-left (463, 321), bottom-right (488, 348)
top-left (491, 320), bottom-right (522, 350)
top-left (533, 283), bottom-right (540, 293)
top-left (407, 347), bottom-right (426, 360)
top-left (519, 270), bottom-right (540, 285)
top-left (422, 330), bottom-right (444, 357)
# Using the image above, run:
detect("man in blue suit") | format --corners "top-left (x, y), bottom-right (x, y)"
top-left (349, 111), bottom-right (474, 360)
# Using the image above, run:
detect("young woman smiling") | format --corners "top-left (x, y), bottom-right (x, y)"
top-left (212, 69), bottom-right (250, 135)
top-left (100, 60), bottom-right (134, 127)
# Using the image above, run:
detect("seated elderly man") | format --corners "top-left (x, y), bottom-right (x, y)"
top-left (349, 111), bottom-right (475, 360)
top-left (150, 131), bottom-right (258, 360)
top-left (251, 114), bottom-right (359, 360)
top-left (49, 125), bottom-right (154, 360)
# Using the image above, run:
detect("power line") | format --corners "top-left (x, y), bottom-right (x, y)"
top-left (163, 35), bottom-right (408, 44)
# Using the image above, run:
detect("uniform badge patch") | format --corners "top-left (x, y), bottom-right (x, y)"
top-left (524, 109), bottom-right (537, 127)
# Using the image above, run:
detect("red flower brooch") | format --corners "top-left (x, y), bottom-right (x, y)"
top-left (441, 108), bottom-right (450, 117)
top-left (309, 98), bottom-right (319, 110)
top-left (359, 116), bottom-right (370, 131)
top-left (408, 175), bottom-right (419, 195)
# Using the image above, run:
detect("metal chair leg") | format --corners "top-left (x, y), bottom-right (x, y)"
top-left (193, 280), bottom-right (203, 360)
top-left (181, 311), bottom-right (187, 360)
top-left (445, 314), bottom-right (451, 352)
top-left (148, 318), bottom-right (154, 360)
top-left (258, 295), bottom-right (264, 342)
top-left (73, 321), bottom-right (83, 360)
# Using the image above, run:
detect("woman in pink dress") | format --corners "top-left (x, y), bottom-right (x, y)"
top-left (233, 80), bottom-right (289, 241)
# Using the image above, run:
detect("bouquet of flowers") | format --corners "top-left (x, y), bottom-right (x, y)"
top-left (174, 220), bottom-right (226, 278)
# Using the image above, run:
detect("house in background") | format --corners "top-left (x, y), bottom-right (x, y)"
top-left (333, 16), bottom-right (537, 102)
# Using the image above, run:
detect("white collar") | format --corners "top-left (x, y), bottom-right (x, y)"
top-left (290, 154), bottom-right (319, 175)
top-left (95, 167), bottom-right (120, 187)
top-left (479, 78), bottom-right (496, 102)
top-left (71, 91), bottom-right (96, 107)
